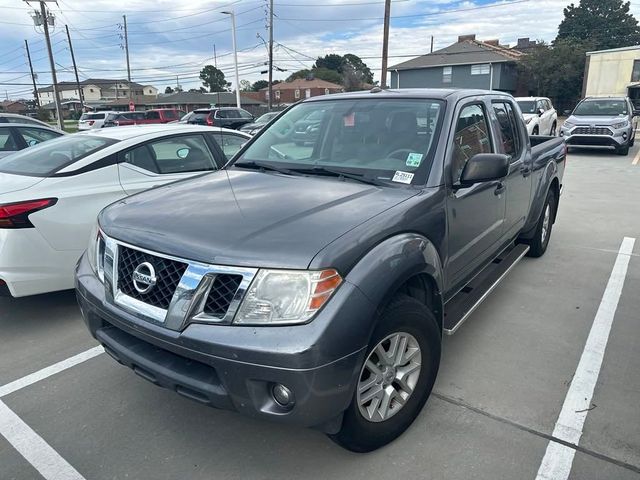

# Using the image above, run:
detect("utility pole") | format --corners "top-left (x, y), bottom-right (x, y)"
top-left (222, 10), bottom-right (241, 108)
top-left (268, 0), bottom-right (274, 111)
top-left (430, 35), bottom-right (434, 53)
top-left (39, 1), bottom-right (64, 130)
top-left (380, 0), bottom-right (391, 88)
top-left (24, 40), bottom-right (40, 109)
top-left (65, 25), bottom-right (84, 111)
top-left (214, 44), bottom-right (220, 106)
top-left (123, 15), bottom-right (132, 99)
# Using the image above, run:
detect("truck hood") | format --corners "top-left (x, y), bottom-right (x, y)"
top-left (100, 169), bottom-right (418, 269)
top-left (567, 114), bottom-right (629, 126)
top-left (0, 172), bottom-right (45, 197)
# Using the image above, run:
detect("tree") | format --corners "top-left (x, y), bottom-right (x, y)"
top-left (556, 0), bottom-right (640, 50)
top-left (519, 39), bottom-right (594, 112)
top-left (342, 54), bottom-right (374, 84)
top-left (188, 87), bottom-right (207, 93)
top-left (239, 79), bottom-right (252, 92)
top-left (286, 68), bottom-right (343, 85)
top-left (199, 65), bottom-right (231, 93)
top-left (164, 86), bottom-right (174, 94)
top-left (314, 54), bottom-right (344, 72)
top-left (251, 80), bottom-right (269, 91)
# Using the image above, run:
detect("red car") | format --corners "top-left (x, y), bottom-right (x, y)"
top-left (106, 109), bottom-right (185, 127)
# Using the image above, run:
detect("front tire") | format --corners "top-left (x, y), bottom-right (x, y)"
top-left (329, 295), bottom-right (441, 452)
top-left (526, 189), bottom-right (556, 257)
top-left (616, 143), bottom-right (630, 155)
top-left (532, 126), bottom-right (539, 136)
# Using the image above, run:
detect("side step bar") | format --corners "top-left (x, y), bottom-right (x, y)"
top-left (443, 244), bottom-right (530, 335)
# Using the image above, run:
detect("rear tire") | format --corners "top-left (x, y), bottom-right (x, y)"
top-left (329, 295), bottom-right (441, 452)
top-left (526, 188), bottom-right (556, 258)
top-left (532, 126), bottom-right (539, 135)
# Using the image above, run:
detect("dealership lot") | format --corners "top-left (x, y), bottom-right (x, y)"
top-left (1, 146), bottom-right (639, 480)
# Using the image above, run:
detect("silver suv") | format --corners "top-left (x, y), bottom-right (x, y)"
top-left (560, 97), bottom-right (638, 155)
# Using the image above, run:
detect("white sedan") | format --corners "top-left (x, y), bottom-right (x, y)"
top-left (0, 124), bottom-right (250, 297)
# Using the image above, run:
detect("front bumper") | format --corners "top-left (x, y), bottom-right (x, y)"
top-left (75, 253), bottom-right (372, 432)
top-left (561, 125), bottom-right (632, 148)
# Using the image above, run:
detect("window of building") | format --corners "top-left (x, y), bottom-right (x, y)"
top-left (443, 66), bottom-right (452, 83)
top-left (471, 64), bottom-right (491, 75)
top-left (305, 88), bottom-right (311, 98)
top-left (294, 89), bottom-right (300, 99)
top-left (90, 89), bottom-right (94, 93)
top-left (324, 88), bottom-right (330, 95)
top-left (275, 90), bottom-right (281, 100)
top-left (632, 60), bottom-right (640, 82)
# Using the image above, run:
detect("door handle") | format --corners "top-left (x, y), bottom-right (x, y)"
top-left (494, 182), bottom-right (506, 196)
top-left (521, 167), bottom-right (531, 177)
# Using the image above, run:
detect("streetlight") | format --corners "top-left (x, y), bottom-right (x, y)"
top-left (222, 10), bottom-right (241, 108)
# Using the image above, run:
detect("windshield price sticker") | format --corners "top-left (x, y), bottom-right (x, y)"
top-left (392, 171), bottom-right (414, 184)
top-left (406, 152), bottom-right (423, 167)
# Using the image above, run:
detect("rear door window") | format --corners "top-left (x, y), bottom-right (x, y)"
top-left (239, 110), bottom-right (253, 119)
top-left (145, 111), bottom-right (161, 120)
top-left (452, 104), bottom-right (493, 181)
top-left (145, 135), bottom-right (216, 174)
top-left (81, 113), bottom-right (106, 121)
top-left (162, 110), bottom-right (178, 120)
top-left (492, 102), bottom-right (521, 159)
top-left (212, 133), bottom-right (246, 160)
top-left (16, 127), bottom-right (61, 147)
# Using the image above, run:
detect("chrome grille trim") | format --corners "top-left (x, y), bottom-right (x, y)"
top-left (102, 234), bottom-right (257, 330)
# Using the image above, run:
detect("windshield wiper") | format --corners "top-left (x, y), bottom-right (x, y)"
top-left (233, 160), bottom-right (296, 176)
top-left (291, 166), bottom-right (386, 187)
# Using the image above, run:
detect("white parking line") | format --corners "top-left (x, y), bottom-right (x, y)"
top-left (535, 237), bottom-right (636, 480)
top-left (0, 400), bottom-right (86, 480)
top-left (632, 149), bottom-right (640, 165)
top-left (0, 346), bottom-right (104, 399)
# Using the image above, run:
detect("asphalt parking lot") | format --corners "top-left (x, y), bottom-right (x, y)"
top-left (1, 145), bottom-right (639, 480)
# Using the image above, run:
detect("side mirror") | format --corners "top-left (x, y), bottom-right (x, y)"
top-left (459, 153), bottom-right (510, 187)
top-left (538, 108), bottom-right (545, 117)
top-left (176, 148), bottom-right (190, 159)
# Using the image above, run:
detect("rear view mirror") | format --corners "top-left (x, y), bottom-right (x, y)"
top-left (176, 148), bottom-right (190, 159)
top-left (459, 153), bottom-right (510, 186)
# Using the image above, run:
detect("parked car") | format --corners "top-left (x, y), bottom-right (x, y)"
top-left (239, 111), bottom-right (281, 135)
top-left (291, 108), bottom-right (326, 145)
top-left (186, 107), bottom-right (254, 130)
top-left (515, 97), bottom-right (558, 136)
top-left (0, 113), bottom-right (59, 130)
top-left (0, 123), bottom-right (64, 159)
top-left (76, 89), bottom-right (566, 452)
top-left (101, 109), bottom-right (184, 128)
top-left (103, 111), bottom-right (147, 127)
top-left (78, 111), bottom-right (118, 130)
top-left (0, 125), bottom-right (250, 298)
top-left (560, 96), bottom-right (638, 155)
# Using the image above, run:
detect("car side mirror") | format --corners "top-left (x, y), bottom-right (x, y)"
top-left (538, 108), bottom-right (545, 117)
top-left (459, 153), bottom-right (510, 187)
top-left (176, 148), bottom-right (190, 159)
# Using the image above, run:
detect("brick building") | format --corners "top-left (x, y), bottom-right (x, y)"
top-left (259, 78), bottom-right (344, 105)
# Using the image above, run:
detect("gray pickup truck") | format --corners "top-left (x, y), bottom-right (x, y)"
top-left (76, 89), bottom-right (566, 452)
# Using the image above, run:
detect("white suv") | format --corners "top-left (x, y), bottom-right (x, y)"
top-left (515, 97), bottom-right (558, 136)
top-left (78, 111), bottom-right (118, 130)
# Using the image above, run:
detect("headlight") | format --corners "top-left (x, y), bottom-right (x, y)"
top-left (525, 117), bottom-right (532, 124)
top-left (612, 120), bottom-right (629, 129)
top-left (563, 121), bottom-right (574, 129)
top-left (86, 222), bottom-right (105, 282)
top-left (234, 269), bottom-right (342, 325)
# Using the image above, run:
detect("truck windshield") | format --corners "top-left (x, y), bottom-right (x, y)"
top-left (517, 101), bottom-right (536, 114)
top-left (573, 100), bottom-right (628, 116)
top-left (233, 98), bottom-right (444, 186)
top-left (0, 135), bottom-right (118, 177)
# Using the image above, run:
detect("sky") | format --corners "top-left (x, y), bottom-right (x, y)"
top-left (1, 0), bottom-right (640, 100)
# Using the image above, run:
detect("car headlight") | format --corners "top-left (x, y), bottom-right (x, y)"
top-left (562, 121), bottom-right (574, 129)
top-left (612, 120), bottom-right (629, 129)
top-left (234, 269), bottom-right (342, 325)
top-left (525, 117), bottom-right (532, 124)
top-left (86, 222), bottom-right (105, 282)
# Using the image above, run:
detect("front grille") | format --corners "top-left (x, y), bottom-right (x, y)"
top-left (573, 126), bottom-right (612, 135)
top-left (117, 246), bottom-right (187, 310)
top-left (204, 274), bottom-right (243, 317)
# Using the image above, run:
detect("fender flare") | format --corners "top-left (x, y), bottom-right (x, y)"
top-left (522, 161), bottom-right (559, 237)
top-left (345, 233), bottom-right (444, 334)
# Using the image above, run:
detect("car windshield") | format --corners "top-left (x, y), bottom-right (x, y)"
top-left (573, 100), bottom-right (628, 116)
top-left (0, 134), bottom-right (118, 177)
top-left (81, 113), bottom-right (106, 120)
top-left (256, 112), bottom-right (278, 124)
top-left (517, 101), bottom-right (537, 114)
top-left (232, 98), bottom-right (444, 186)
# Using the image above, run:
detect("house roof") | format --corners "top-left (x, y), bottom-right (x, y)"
top-left (0, 100), bottom-right (27, 108)
top-left (37, 78), bottom-right (154, 93)
top-left (150, 91), bottom-right (265, 105)
top-left (260, 78), bottom-right (343, 90)
top-left (390, 39), bottom-right (524, 71)
top-left (587, 44), bottom-right (640, 56)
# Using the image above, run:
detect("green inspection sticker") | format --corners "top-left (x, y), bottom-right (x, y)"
top-left (406, 152), bottom-right (424, 168)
